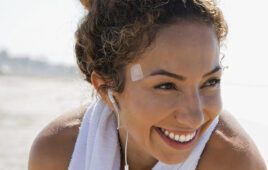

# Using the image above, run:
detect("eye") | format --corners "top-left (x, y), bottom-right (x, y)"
top-left (202, 78), bottom-right (221, 88)
top-left (154, 82), bottom-right (177, 90)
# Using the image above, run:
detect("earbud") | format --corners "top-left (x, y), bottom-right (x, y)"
top-left (108, 89), bottom-right (116, 105)
top-left (107, 89), bottom-right (120, 129)
top-left (107, 89), bottom-right (129, 170)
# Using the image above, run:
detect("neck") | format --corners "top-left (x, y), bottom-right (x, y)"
top-left (118, 129), bottom-right (158, 170)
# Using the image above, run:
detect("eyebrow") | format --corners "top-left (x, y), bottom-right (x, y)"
top-left (202, 66), bottom-right (222, 77)
top-left (148, 66), bottom-right (222, 81)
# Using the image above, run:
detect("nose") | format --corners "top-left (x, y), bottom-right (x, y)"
top-left (174, 90), bottom-right (204, 129)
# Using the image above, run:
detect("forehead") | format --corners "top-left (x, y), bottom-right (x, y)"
top-left (128, 21), bottom-right (220, 78)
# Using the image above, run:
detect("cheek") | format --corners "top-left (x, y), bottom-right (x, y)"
top-left (119, 97), bottom-right (156, 147)
top-left (203, 89), bottom-right (222, 118)
top-left (122, 88), bottom-right (179, 123)
top-left (118, 87), bottom-right (176, 143)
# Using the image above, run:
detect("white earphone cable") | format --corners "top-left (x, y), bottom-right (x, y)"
top-left (124, 131), bottom-right (129, 170)
top-left (108, 89), bottom-right (129, 169)
top-left (108, 89), bottom-right (120, 129)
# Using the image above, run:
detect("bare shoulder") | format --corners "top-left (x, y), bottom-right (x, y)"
top-left (198, 110), bottom-right (267, 170)
top-left (28, 105), bottom-right (88, 170)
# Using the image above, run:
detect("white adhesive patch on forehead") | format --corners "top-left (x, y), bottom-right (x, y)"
top-left (130, 64), bottom-right (144, 81)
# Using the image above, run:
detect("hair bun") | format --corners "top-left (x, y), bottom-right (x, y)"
top-left (80, 0), bottom-right (92, 10)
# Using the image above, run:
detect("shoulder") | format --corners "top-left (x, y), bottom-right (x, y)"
top-left (198, 110), bottom-right (267, 170)
top-left (28, 105), bottom-right (88, 170)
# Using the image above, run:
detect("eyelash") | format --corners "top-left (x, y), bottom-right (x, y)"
top-left (154, 78), bottom-right (221, 90)
top-left (154, 82), bottom-right (177, 90)
top-left (201, 78), bottom-right (221, 88)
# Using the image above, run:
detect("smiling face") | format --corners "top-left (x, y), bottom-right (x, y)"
top-left (113, 21), bottom-right (222, 165)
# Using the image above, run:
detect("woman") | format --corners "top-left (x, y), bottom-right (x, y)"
top-left (28, 0), bottom-right (266, 169)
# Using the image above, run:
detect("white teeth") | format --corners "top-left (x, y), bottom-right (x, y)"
top-left (179, 135), bottom-right (186, 142)
top-left (164, 130), bottom-right (169, 136)
top-left (186, 134), bottom-right (191, 141)
top-left (161, 128), bottom-right (196, 143)
top-left (175, 135), bottom-right (180, 141)
top-left (169, 132), bottom-right (175, 139)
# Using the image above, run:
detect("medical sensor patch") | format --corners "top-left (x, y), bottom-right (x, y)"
top-left (130, 64), bottom-right (144, 81)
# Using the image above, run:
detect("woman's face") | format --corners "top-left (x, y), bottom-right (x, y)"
top-left (115, 21), bottom-right (222, 164)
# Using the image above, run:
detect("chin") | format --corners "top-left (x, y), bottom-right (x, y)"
top-left (157, 152), bottom-right (190, 165)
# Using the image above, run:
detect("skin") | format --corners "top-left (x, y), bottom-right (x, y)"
top-left (28, 21), bottom-right (267, 170)
top-left (114, 21), bottom-right (222, 168)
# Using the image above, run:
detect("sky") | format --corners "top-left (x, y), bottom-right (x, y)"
top-left (1, 0), bottom-right (268, 163)
top-left (0, 0), bottom-right (85, 65)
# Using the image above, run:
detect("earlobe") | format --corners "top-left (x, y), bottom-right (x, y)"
top-left (90, 71), bottom-right (105, 93)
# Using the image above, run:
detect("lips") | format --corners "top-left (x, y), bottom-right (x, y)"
top-left (155, 127), bottom-right (200, 150)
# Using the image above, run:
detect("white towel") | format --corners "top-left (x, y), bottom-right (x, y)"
top-left (68, 98), bottom-right (219, 170)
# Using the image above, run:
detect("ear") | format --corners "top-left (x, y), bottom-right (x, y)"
top-left (90, 71), bottom-right (116, 111)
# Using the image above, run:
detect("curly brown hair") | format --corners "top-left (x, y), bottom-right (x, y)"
top-left (76, 0), bottom-right (228, 93)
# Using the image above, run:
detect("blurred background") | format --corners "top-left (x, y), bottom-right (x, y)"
top-left (0, 0), bottom-right (267, 169)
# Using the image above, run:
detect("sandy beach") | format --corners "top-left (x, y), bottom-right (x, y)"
top-left (0, 75), bottom-right (92, 170)
top-left (0, 75), bottom-right (267, 169)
